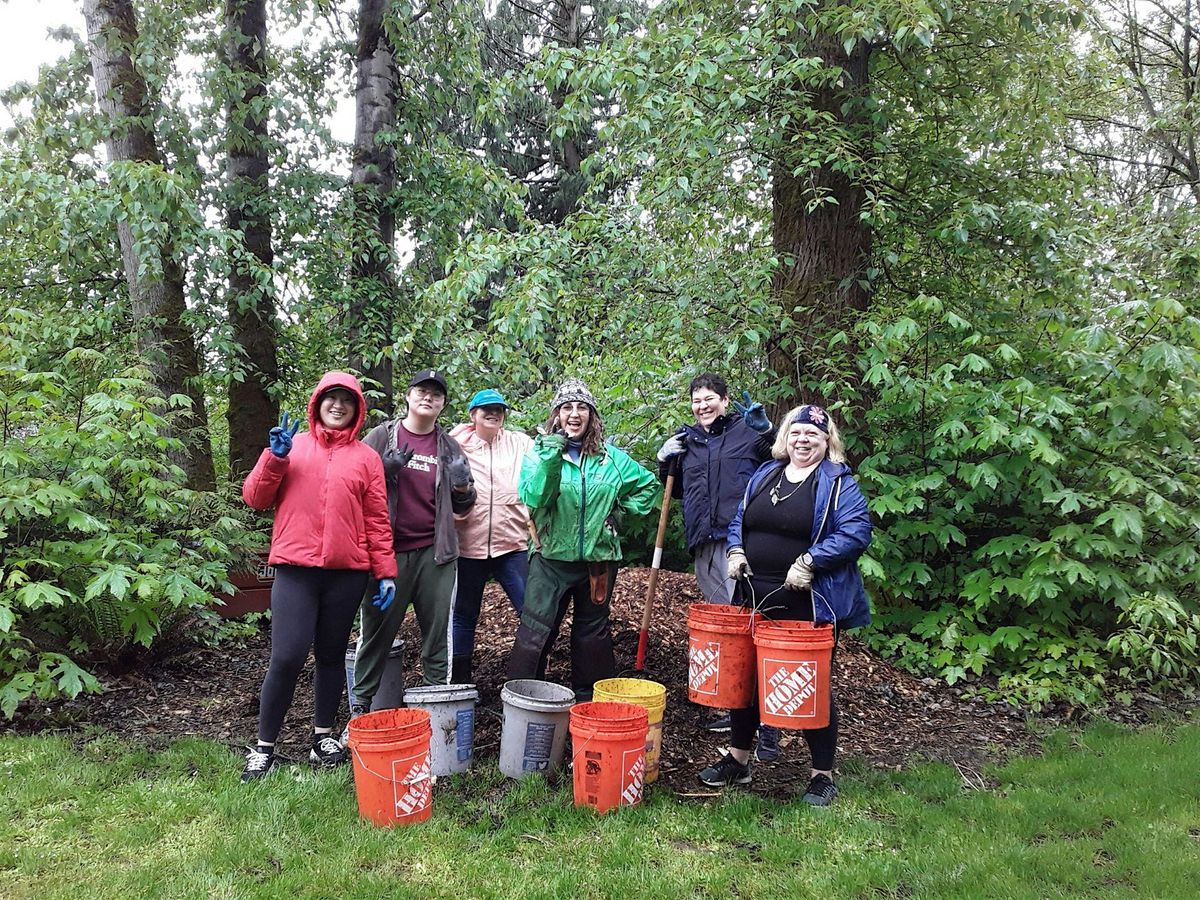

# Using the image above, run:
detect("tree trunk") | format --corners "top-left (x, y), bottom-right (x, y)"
top-left (82, 0), bottom-right (216, 490)
top-left (349, 0), bottom-right (398, 414)
top-left (768, 32), bottom-right (873, 418)
top-left (550, 0), bottom-right (582, 176)
top-left (224, 0), bottom-right (279, 480)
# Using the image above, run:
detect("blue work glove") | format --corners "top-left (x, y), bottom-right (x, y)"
top-left (446, 455), bottom-right (474, 492)
top-left (268, 412), bottom-right (300, 457)
top-left (382, 441), bottom-right (414, 479)
top-left (371, 578), bottom-right (396, 612)
top-left (733, 391), bottom-right (771, 433)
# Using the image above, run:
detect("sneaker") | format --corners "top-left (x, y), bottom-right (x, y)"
top-left (697, 752), bottom-right (752, 787)
top-left (310, 734), bottom-right (347, 768)
top-left (240, 745), bottom-right (275, 783)
top-left (755, 725), bottom-right (781, 763)
top-left (341, 704), bottom-right (368, 744)
top-left (703, 712), bottom-right (732, 733)
top-left (802, 773), bottom-right (838, 807)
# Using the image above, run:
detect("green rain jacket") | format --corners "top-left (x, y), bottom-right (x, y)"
top-left (519, 434), bottom-right (659, 562)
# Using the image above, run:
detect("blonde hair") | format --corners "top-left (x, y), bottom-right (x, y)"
top-left (772, 405), bottom-right (846, 464)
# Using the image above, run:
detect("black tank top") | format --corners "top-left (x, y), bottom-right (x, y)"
top-left (742, 467), bottom-right (816, 581)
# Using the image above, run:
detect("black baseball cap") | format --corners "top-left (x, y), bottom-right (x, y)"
top-left (408, 368), bottom-right (448, 395)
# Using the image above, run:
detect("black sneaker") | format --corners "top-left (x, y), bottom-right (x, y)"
top-left (703, 712), bottom-right (732, 733)
top-left (240, 745), bottom-right (275, 783)
top-left (755, 725), bottom-right (781, 763)
top-left (310, 734), bottom-right (347, 768)
top-left (698, 752), bottom-right (752, 787)
top-left (802, 773), bottom-right (838, 807)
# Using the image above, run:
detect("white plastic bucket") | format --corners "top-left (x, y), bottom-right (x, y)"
top-left (345, 640), bottom-right (405, 710)
top-left (498, 679), bottom-right (575, 779)
top-left (402, 683), bottom-right (480, 776)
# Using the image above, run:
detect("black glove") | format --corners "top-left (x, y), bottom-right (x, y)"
top-left (446, 455), bottom-right (473, 492)
top-left (382, 441), bottom-right (414, 479)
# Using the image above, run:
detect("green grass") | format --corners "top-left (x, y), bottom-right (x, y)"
top-left (1, 718), bottom-right (1197, 899)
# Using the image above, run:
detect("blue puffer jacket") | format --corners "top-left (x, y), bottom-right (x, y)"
top-left (727, 458), bottom-right (873, 629)
top-left (660, 414), bottom-right (774, 551)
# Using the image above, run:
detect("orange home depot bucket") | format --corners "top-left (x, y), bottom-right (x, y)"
top-left (593, 678), bottom-right (667, 784)
top-left (347, 708), bottom-right (434, 827)
top-left (569, 701), bottom-right (649, 814)
top-left (686, 603), bottom-right (762, 709)
top-left (754, 620), bottom-right (836, 729)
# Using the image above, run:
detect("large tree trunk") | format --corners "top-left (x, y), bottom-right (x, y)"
top-left (768, 33), bottom-right (873, 417)
top-left (82, 0), bottom-right (216, 490)
top-left (549, 0), bottom-right (582, 177)
top-left (349, 0), bottom-right (398, 414)
top-left (224, 0), bottom-right (279, 480)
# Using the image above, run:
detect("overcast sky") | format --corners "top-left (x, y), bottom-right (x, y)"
top-left (0, 0), bottom-right (81, 128)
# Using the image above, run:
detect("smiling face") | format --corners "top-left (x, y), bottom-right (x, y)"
top-left (470, 404), bottom-right (507, 440)
top-left (556, 401), bottom-right (591, 439)
top-left (691, 387), bottom-right (729, 431)
top-left (786, 421), bottom-right (829, 469)
top-left (318, 388), bottom-right (357, 430)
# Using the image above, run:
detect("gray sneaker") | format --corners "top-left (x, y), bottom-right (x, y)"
top-left (698, 752), bottom-right (752, 787)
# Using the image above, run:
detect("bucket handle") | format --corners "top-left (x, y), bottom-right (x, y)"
top-left (350, 745), bottom-right (433, 786)
top-left (739, 578), bottom-right (839, 647)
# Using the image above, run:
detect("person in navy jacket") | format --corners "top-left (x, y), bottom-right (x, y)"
top-left (697, 404), bottom-right (872, 806)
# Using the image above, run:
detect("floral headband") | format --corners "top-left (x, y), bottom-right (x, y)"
top-left (791, 405), bottom-right (829, 433)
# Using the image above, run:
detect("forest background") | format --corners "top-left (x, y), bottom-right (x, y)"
top-left (0, 0), bottom-right (1197, 719)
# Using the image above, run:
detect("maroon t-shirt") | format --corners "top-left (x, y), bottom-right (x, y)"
top-left (392, 423), bottom-right (438, 551)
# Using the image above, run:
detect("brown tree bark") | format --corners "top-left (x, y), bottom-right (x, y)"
top-left (82, 0), bottom-right (216, 490)
top-left (768, 32), bottom-right (873, 418)
top-left (349, 0), bottom-right (399, 414)
top-left (224, 0), bottom-right (279, 480)
top-left (549, 0), bottom-right (583, 176)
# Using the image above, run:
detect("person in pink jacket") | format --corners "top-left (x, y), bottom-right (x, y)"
top-left (448, 389), bottom-right (533, 684)
top-left (240, 372), bottom-right (397, 782)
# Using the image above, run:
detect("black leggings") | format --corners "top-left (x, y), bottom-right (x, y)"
top-left (729, 579), bottom-right (839, 771)
top-left (257, 565), bottom-right (368, 743)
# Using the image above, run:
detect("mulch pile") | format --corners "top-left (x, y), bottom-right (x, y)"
top-left (6, 567), bottom-right (1057, 799)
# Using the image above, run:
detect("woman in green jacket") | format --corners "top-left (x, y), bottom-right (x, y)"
top-left (507, 378), bottom-right (659, 699)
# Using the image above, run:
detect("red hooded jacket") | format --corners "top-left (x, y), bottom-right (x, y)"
top-left (242, 372), bottom-right (397, 579)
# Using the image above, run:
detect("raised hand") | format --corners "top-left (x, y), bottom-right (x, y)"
top-left (268, 412), bottom-right (300, 458)
top-left (733, 390), bottom-right (771, 433)
top-left (656, 433), bottom-right (687, 463)
top-left (382, 441), bottom-right (414, 479)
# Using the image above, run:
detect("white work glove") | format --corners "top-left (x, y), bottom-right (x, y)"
top-left (727, 549), bottom-right (752, 581)
top-left (656, 433), bottom-right (687, 463)
top-left (785, 554), bottom-right (814, 590)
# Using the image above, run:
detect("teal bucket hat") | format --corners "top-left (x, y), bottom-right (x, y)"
top-left (468, 388), bottom-right (509, 411)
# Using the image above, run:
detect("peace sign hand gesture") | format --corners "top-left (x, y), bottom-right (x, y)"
top-left (268, 412), bottom-right (300, 458)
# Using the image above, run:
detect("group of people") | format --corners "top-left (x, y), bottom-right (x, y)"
top-left (240, 368), bottom-right (872, 807)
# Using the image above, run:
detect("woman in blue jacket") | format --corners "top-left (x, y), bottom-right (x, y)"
top-left (697, 404), bottom-right (872, 806)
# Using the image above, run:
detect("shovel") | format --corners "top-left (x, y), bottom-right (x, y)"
top-left (635, 456), bottom-right (678, 671)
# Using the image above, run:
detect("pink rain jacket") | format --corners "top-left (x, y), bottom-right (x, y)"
top-left (449, 423), bottom-right (533, 559)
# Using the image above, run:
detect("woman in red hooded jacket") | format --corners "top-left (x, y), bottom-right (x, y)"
top-left (239, 372), bottom-right (397, 782)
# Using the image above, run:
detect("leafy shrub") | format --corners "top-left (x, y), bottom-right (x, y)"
top-left (0, 307), bottom-right (261, 716)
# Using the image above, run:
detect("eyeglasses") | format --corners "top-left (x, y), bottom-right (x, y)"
top-left (411, 388), bottom-right (445, 400)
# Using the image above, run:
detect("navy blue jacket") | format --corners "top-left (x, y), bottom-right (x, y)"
top-left (660, 413), bottom-right (774, 552)
top-left (728, 458), bottom-right (873, 629)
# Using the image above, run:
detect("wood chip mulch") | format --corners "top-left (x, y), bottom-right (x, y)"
top-left (9, 566), bottom-right (1170, 800)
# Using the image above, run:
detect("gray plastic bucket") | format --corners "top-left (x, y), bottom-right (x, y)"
top-left (402, 684), bottom-right (480, 776)
top-left (345, 640), bottom-right (405, 710)
top-left (498, 679), bottom-right (575, 779)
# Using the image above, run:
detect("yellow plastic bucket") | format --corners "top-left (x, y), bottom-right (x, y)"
top-left (593, 678), bottom-right (667, 783)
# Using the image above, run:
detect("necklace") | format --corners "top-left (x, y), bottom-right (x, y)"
top-left (770, 468), bottom-right (808, 505)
